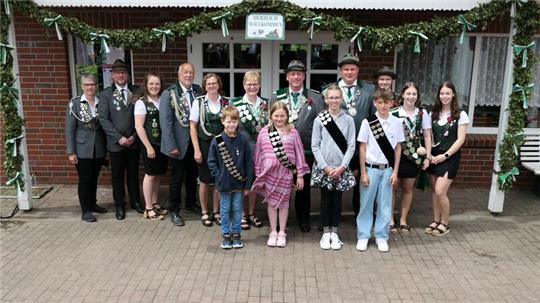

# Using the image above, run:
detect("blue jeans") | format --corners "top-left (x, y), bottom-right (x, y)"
top-left (356, 167), bottom-right (393, 241)
top-left (219, 191), bottom-right (243, 235)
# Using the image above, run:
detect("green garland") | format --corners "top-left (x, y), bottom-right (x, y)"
top-left (2, 0), bottom-right (539, 192)
top-left (496, 1), bottom-right (540, 192)
top-left (1, 4), bottom-right (25, 191)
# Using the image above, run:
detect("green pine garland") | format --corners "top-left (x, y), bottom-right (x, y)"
top-left (2, 0), bottom-right (539, 192)
top-left (1, 4), bottom-right (25, 191)
top-left (496, 1), bottom-right (540, 192)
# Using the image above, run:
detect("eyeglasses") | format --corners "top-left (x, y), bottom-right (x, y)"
top-left (82, 83), bottom-right (97, 86)
top-left (326, 96), bottom-right (341, 100)
top-left (206, 82), bottom-right (219, 87)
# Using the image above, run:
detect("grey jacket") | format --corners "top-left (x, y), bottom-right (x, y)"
top-left (98, 84), bottom-right (139, 152)
top-left (65, 96), bottom-right (106, 159)
top-left (270, 87), bottom-right (324, 154)
top-left (159, 82), bottom-right (203, 159)
top-left (311, 111), bottom-right (356, 169)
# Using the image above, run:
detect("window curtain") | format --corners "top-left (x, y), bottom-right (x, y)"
top-left (395, 36), bottom-right (475, 108)
top-left (474, 37), bottom-right (508, 106)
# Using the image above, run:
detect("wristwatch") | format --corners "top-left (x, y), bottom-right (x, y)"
top-left (444, 153), bottom-right (450, 158)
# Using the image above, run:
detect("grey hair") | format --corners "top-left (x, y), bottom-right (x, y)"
top-left (80, 73), bottom-right (97, 84)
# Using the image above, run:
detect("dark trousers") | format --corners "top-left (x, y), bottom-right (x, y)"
top-left (320, 188), bottom-right (343, 228)
top-left (168, 141), bottom-right (198, 212)
top-left (75, 158), bottom-right (103, 212)
top-left (351, 154), bottom-right (361, 216)
top-left (110, 148), bottom-right (140, 207)
top-left (295, 155), bottom-right (314, 225)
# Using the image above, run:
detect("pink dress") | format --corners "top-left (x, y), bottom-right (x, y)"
top-left (251, 126), bottom-right (309, 209)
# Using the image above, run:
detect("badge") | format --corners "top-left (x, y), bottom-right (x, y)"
top-left (116, 106), bottom-right (121, 111)
top-left (152, 119), bottom-right (158, 128)
top-left (349, 108), bottom-right (356, 116)
top-left (152, 129), bottom-right (160, 138)
top-left (291, 113), bottom-right (298, 120)
top-left (416, 146), bottom-right (427, 156)
top-left (241, 117), bottom-right (246, 123)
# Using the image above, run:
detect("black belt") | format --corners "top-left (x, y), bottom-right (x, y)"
top-left (365, 163), bottom-right (390, 169)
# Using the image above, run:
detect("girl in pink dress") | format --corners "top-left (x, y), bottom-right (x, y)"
top-left (251, 101), bottom-right (309, 247)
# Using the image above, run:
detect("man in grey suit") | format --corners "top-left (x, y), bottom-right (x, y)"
top-left (270, 60), bottom-right (324, 233)
top-left (98, 59), bottom-right (142, 220)
top-left (334, 54), bottom-right (376, 217)
top-left (159, 62), bottom-right (202, 226)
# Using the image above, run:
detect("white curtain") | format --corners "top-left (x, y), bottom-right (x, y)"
top-left (395, 36), bottom-right (474, 108)
top-left (475, 37), bottom-right (508, 106)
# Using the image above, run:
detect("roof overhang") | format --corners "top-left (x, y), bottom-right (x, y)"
top-left (34, 0), bottom-right (495, 11)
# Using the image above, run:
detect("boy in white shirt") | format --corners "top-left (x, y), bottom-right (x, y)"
top-left (356, 89), bottom-right (405, 252)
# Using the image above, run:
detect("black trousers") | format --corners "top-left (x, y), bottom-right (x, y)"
top-left (320, 188), bottom-right (343, 228)
top-left (295, 155), bottom-right (314, 225)
top-left (351, 154), bottom-right (361, 217)
top-left (110, 148), bottom-right (140, 207)
top-left (168, 141), bottom-right (198, 212)
top-left (75, 158), bottom-right (103, 212)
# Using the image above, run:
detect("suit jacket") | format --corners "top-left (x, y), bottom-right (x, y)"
top-left (270, 87), bottom-right (324, 154)
top-left (333, 79), bottom-right (376, 134)
top-left (159, 82), bottom-right (203, 159)
top-left (98, 84), bottom-right (139, 152)
top-left (65, 96), bottom-right (106, 159)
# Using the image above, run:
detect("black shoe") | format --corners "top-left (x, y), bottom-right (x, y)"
top-left (170, 212), bottom-right (185, 226)
top-left (82, 211), bottom-right (97, 222)
top-left (130, 202), bottom-right (145, 214)
top-left (115, 206), bottom-right (126, 220)
top-left (90, 205), bottom-right (108, 214)
top-left (185, 204), bottom-right (202, 214)
top-left (299, 223), bottom-right (311, 233)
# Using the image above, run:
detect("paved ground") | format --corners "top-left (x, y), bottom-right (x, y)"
top-left (1, 185), bottom-right (539, 302)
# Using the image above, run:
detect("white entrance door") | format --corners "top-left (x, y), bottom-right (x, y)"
top-left (188, 31), bottom-right (350, 98)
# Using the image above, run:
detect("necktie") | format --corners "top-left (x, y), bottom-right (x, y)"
top-left (186, 89), bottom-right (194, 104)
top-left (346, 86), bottom-right (353, 99)
top-left (120, 88), bottom-right (127, 105)
top-left (291, 92), bottom-right (300, 107)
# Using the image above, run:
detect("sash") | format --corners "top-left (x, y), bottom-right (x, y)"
top-left (318, 110), bottom-right (347, 155)
top-left (215, 135), bottom-right (245, 182)
top-left (170, 88), bottom-right (190, 127)
top-left (268, 125), bottom-right (297, 175)
top-left (367, 115), bottom-right (395, 168)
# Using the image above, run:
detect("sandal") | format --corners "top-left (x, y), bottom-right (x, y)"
top-left (213, 212), bottom-right (222, 226)
top-left (144, 209), bottom-right (164, 220)
top-left (241, 216), bottom-right (251, 230)
top-left (400, 224), bottom-right (411, 234)
top-left (389, 224), bottom-right (399, 234)
top-left (432, 223), bottom-right (450, 237)
top-left (152, 203), bottom-right (168, 216)
top-left (424, 221), bottom-right (440, 234)
top-left (248, 214), bottom-right (263, 228)
top-left (201, 212), bottom-right (213, 227)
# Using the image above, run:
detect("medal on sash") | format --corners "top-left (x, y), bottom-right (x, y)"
top-left (268, 125), bottom-right (297, 174)
top-left (215, 135), bottom-right (245, 182)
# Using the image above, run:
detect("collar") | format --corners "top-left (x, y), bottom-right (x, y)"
top-left (398, 106), bottom-right (418, 117)
top-left (179, 82), bottom-right (191, 93)
top-left (81, 94), bottom-right (99, 105)
top-left (205, 94), bottom-right (222, 104)
top-left (115, 84), bottom-right (128, 91)
top-left (338, 79), bottom-right (358, 88)
top-left (243, 94), bottom-right (261, 106)
top-left (289, 87), bottom-right (304, 96)
top-left (376, 112), bottom-right (390, 123)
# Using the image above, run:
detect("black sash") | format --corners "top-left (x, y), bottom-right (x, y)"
top-left (367, 115), bottom-right (395, 168)
top-left (215, 135), bottom-right (245, 182)
top-left (318, 110), bottom-right (347, 155)
top-left (268, 125), bottom-right (297, 175)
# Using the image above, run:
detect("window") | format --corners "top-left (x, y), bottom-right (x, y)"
top-left (396, 35), bottom-right (540, 132)
top-left (69, 36), bottom-right (132, 97)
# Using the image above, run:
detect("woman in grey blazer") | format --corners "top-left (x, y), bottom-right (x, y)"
top-left (65, 74), bottom-right (107, 222)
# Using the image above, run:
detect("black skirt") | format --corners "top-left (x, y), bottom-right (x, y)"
top-left (197, 138), bottom-right (215, 184)
top-left (398, 156), bottom-right (421, 178)
top-left (428, 149), bottom-right (461, 179)
top-left (141, 143), bottom-right (168, 176)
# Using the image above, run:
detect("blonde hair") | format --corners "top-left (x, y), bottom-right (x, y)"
top-left (243, 71), bottom-right (261, 85)
top-left (268, 101), bottom-right (292, 130)
top-left (221, 105), bottom-right (240, 121)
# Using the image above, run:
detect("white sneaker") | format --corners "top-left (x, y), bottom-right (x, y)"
top-left (330, 233), bottom-right (343, 250)
top-left (356, 239), bottom-right (368, 251)
top-left (375, 238), bottom-right (389, 252)
top-left (320, 233), bottom-right (331, 250)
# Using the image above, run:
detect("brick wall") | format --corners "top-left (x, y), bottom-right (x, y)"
top-left (4, 7), bottom-right (536, 190)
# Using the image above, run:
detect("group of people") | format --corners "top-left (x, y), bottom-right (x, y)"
top-left (65, 54), bottom-right (468, 251)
